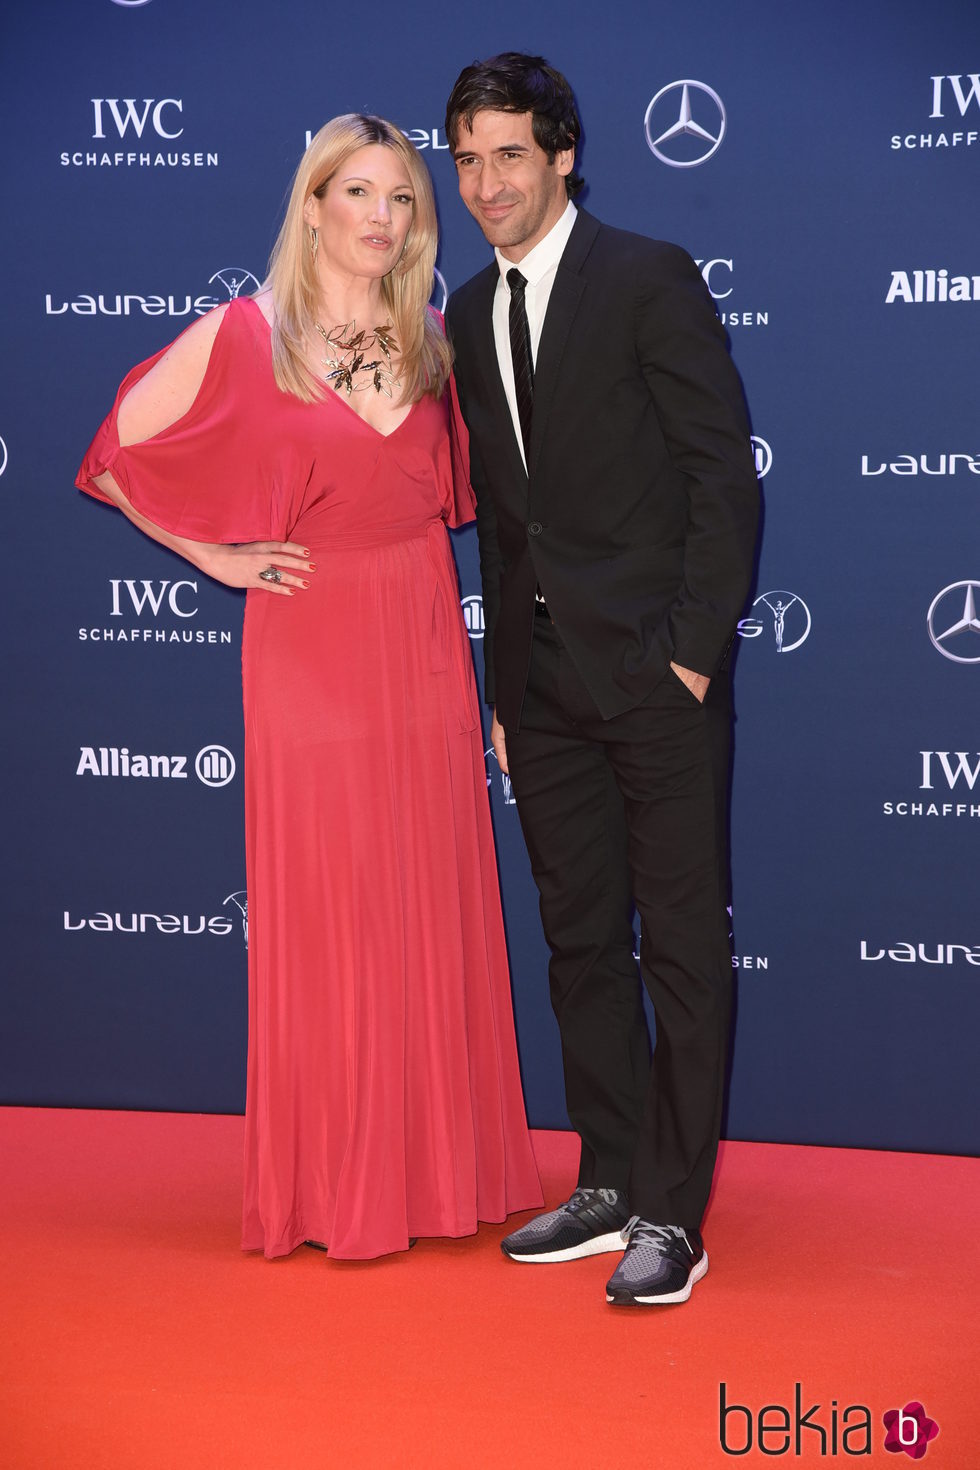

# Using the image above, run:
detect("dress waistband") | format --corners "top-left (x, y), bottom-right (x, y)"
top-left (303, 520), bottom-right (442, 552)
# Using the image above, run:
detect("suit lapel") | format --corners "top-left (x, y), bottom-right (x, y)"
top-left (465, 264), bottom-right (528, 487)
top-left (528, 211), bottom-right (601, 479)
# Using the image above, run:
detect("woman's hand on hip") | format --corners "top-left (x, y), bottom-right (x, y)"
top-left (196, 541), bottom-right (315, 595)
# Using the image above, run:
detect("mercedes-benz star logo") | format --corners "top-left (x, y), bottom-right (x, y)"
top-left (927, 581), bottom-right (980, 663)
top-left (209, 268), bottom-right (262, 300)
top-left (644, 81), bottom-right (727, 168)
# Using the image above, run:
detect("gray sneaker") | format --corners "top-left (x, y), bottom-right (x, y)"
top-left (501, 1188), bottom-right (632, 1263)
top-left (605, 1218), bottom-right (708, 1304)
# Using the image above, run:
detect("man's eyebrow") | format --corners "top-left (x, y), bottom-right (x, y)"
top-left (452, 143), bottom-right (531, 159)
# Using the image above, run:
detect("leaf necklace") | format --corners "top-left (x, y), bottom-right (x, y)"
top-left (312, 320), bottom-right (400, 397)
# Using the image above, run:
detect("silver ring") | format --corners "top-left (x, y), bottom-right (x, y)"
top-left (259, 566), bottom-right (282, 584)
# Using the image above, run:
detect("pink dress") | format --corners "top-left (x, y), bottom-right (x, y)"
top-left (77, 297), bottom-right (542, 1258)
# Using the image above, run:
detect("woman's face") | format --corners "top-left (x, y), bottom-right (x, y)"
top-left (305, 143), bottom-right (415, 283)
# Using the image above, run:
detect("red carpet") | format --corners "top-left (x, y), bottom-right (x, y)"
top-left (1, 1108), bottom-right (976, 1467)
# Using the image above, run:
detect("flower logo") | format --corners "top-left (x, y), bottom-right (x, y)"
top-left (883, 1402), bottom-right (940, 1459)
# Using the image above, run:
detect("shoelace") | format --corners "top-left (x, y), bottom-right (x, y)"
top-left (621, 1216), bottom-right (690, 1251)
top-left (566, 1187), bottom-right (621, 1214)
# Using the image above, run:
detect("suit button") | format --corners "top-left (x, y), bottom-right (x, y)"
top-left (527, 521), bottom-right (542, 536)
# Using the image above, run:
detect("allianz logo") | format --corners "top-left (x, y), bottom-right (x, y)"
top-left (860, 941), bottom-right (980, 966)
top-left (76, 744), bottom-right (236, 787)
top-left (64, 910), bottom-right (234, 936)
top-left (861, 452), bottom-right (979, 477)
top-left (885, 268), bottom-right (980, 302)
top-left (461, 593), bottom-right (484, 639)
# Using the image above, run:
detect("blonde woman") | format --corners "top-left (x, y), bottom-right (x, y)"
top-left (77, 115), bottom-right (542, 1260)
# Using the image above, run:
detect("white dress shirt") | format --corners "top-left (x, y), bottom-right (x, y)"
top-left (493, 199), bottom-right (578, 471)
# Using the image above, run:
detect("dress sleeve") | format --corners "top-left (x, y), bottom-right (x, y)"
top-left (75, 300), bottom-right (276, 544)
top-left (445, 370), bottom-right (476, 528)
top-left (426, 304), bottom-right (475, 529)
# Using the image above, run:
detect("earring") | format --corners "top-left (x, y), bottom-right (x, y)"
top-left (310, 226), bottom-right (319, 263)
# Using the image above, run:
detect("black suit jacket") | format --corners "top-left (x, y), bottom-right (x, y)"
top-left (446, 209), bottom-right (759, 732)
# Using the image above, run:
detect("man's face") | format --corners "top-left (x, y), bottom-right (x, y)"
top-left (453, 109), bottom-right (573, 261)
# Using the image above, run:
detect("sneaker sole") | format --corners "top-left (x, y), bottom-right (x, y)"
top-left (503, 1229), bottom-right (627, 1263)
top-left (605, 1250), bottom-right (709, 1305)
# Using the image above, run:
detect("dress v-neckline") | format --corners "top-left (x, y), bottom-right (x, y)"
top-left (324, 378), bottom-right (419, 441)
top-left (241, 296), bottom-right (418, 442)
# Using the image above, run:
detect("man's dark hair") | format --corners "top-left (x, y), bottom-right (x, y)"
top-left (445, 52), bottom-right (584, 198)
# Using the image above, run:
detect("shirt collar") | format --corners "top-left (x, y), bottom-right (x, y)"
top-left (495, 199), bottom-right (578, 289)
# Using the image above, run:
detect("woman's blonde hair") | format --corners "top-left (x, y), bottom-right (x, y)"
top-left (264, 114), bottom-right (452, 404)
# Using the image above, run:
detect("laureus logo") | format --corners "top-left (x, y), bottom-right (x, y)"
top-left (737, 592), bottom-right (812, 653)
top-left (209, 268), bottom-right (262, 300)
top-left (484, 748), bottom-right (515, 806)
top-left (224, 891), bottom-right (248, 946)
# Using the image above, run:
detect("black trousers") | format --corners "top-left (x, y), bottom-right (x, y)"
top-left (505, 618), bottom-right (733, 1230)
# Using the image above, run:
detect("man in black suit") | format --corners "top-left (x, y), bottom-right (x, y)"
top-left (444, 54), bottom-right (759, 1306)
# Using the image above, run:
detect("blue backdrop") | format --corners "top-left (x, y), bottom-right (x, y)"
top-left (2, 0), bottom-right (978, 1154)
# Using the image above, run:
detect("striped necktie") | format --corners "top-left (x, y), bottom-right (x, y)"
top-left (507, 268), bottom-right (534, 463)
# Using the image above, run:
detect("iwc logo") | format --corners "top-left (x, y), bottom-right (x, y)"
top-left (891, 74), bottom-right (980, 152)
top-left (62, 96), bottom-right (218, 169)
top-left (77, 577), bottom-right (235, 648)
top-left (881, 748), bottom-right (980, 819)
top-left (644, 81), bottom-right (726, 168)
top-left (694, 258), bottom-right (769, 329)
top-left (927, 581), bottom-right (980, 663)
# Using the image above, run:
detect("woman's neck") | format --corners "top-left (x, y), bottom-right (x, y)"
top-left (312, 263), bottom-right (389, 328)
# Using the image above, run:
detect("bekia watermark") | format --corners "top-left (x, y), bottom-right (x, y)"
top-left (719, 1383), bottom-right (940, 1458)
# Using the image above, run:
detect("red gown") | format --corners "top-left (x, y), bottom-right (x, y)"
top-left (77, 297), bottom-right (542, 1258)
